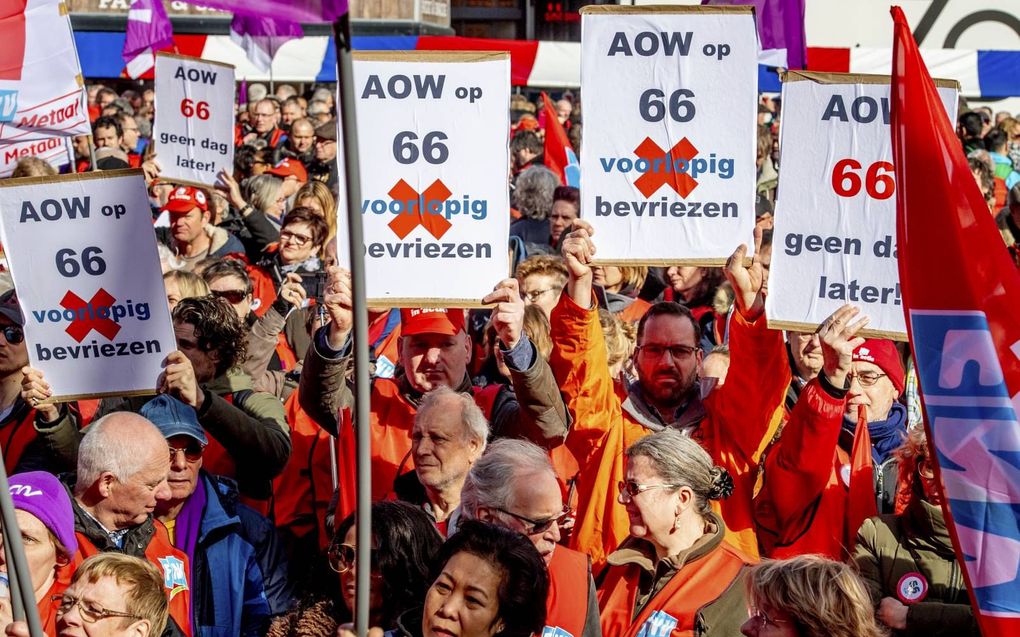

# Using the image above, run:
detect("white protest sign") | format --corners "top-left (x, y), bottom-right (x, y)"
top-left (0, 170), bottom-right (176, 400)
top-left (579, 6), bottom-right (757, 265)
top-left (0, 137), bottom-right (72, 178)
top-left (765, 72), bottom-right (959, 339)
top-left (0, 0), bottom-right (89, 143)
top-left (334, 52), bottom-right (510, 306)
top-left (153, 53), bottom-right (235, 187)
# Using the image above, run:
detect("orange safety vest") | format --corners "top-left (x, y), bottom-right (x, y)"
top-left (545, 547), bottom-right (591, 637)
top-left (74, 522), bottom-right (193, 637)
top-left (334, 381), bottom-right (502, 519)
top-left (272, 392), bottom-right (337, 551)
top-left (598, 543), bottom-right (752, 637)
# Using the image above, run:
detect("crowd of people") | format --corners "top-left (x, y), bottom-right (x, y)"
top-left (0, 73), bottom-right (1014, 637)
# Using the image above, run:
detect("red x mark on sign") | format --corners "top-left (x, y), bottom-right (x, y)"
top-left (387, 179), bottom-right (454, 240)
top-left (633, 137), bottom-right (699, 199)
top-left (60, 289), bottom-right (121, 343)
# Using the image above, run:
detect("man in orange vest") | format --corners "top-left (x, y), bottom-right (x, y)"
top-left (460, 438), bottom-right (600, 637)
top-left (299, 267), bottom-right (570, 502)
top-left (68, 412), bottom-right (192, 637)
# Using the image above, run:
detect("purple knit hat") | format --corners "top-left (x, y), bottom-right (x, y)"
top-left (8, 471), bottom-right (77, 557)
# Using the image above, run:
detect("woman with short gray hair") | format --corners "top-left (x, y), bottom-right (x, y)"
top-left (598, 428), bottom-right (751, 636)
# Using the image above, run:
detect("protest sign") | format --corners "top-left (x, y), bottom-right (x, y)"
top-left (0, 0), bottom-right (89, 143)
top-left (579, 6), bottom-right (757, 265)
top-left (334, 51), bottom-right (510, 306)
top-left (153, 53), bottom-right (235, 187)
top-left (765, 71), bottom-right (959, 339)
top-left (0, 137), bottom-right (72, 178)
top-left (0, 170), bottom-right (176, 400)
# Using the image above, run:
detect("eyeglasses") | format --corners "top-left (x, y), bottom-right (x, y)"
top-left (635, 344), bottom-right (697, 360)
top-left (1, 325), bottom-right (24, 345)
top-left (254, 112), bottom-right (276, 119)
top-left (327, 542), bottom-right (373, 574)
top-left (495, 506), bottom-right (571, 535)
top-left (54, 595), bottom-right (142, 624)
top-left (169, 442), bottom-right (205, 463)
top-left (617, 480), bottom-right (680, 502)
top-left (746, 608), bottom-right (792, 630)
top-left (280, 230), bottom-right (314, 246)
top-left (847, 371), bottom-right (887, 387)
top-left (521, 288), bottom-right (560, 303)
top-left (917, 458), bottom-right (935, 480)
top-left (211, 289), bottom-right (248, 305)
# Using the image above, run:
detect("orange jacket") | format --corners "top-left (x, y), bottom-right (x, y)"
top-left (75, 521), bottom-right (193, 636)
top-left (548, 294), bottom-right (788, 572)
top-left (755, 378), bottom-right (877, 559)
top-left (598, 536), bottom-right (753, 637)
top-left (545, 546), bottom-right (591, 637)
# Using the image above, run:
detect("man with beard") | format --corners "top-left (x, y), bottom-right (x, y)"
top-left (549, 220), bottom-right (789, 571)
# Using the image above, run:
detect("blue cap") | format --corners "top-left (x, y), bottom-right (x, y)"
top-left (139, 395), bottom-right (208, 445)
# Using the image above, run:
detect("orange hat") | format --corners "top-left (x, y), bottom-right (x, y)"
top-left (267, 157), bottom-right (308, 183)
top-left (162, 186), bottom-right (208, 214)
top-left (400, 308), bottom-right (466, 336)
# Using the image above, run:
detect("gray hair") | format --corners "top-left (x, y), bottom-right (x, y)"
top-left (460, 439), bottom-right (554, 520)
top-left (247, 83), bottom-right (268, 103)
top-left (513, 166), bottom-right (559, 220)
top-left (312, 87), bottom-right (333, 103)
top-left (307, 100), bottom-right (331, 116)
top-left (416, 386), bottom-right (488, 451)
top-left (243, 174), bottom-right (283, 213)
top-left (75, 414), bottom-right (160, 494)
top-left (625, 429), bottom-right (730, 516)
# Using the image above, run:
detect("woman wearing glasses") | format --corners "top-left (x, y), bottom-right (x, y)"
top-left (852, 429), bottom-right (979, 636)
top-left (598, 429), bottom-right (751, 637)
top-left (740, 555), bottom-right (884, 637)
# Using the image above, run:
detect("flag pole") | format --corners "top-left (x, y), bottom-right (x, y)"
top-left (331, 11), bottom-right (372, 637)
top-left (0, 447), bottom-right (45, 636)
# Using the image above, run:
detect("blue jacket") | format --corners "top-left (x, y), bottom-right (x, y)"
top-left (192, 474), bottom-right (280, 637)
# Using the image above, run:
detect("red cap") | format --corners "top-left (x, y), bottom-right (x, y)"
top-left (853, 339), bottom-right (905, 394)
top-left (267, 157), bottom-right (308, 183)
top-left (400, 308), bottom-right (466, 337)
top-left (161, 186), bottom-right (208, 214)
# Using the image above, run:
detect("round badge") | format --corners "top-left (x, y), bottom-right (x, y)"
top-left (897, 572), bottom-right (928, 604)
top-left (839, 464), bottom-right (852, 488)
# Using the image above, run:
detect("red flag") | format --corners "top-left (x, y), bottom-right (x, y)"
top-left (891, 7), bottom-right (1020, 637)
top-left (541, 92), bottom-right (579, 188)
top-left (846, 411), bottom-right (876, 552)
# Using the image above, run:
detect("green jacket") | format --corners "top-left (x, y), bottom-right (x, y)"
top-left (853, 498), bottom-right (979, 637)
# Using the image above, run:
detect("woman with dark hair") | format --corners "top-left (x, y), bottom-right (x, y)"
top-left (392, 520), bottom-right (549, 637)
top-left (267, 501), bottom-right (442, 637)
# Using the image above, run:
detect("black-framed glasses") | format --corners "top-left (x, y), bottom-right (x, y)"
top-left (280, 230), bottom-right (313, 246)
top-left (495, 507), bottom-right (571, 535)
top-left (169, 442), bottom-right (205, 463)
top-left (211, 289), bottom-right (248, 305)
top-left (53, 595), bottom-right (142, 624)
top-left (635, 344), bottom-right (697, 360)
top-left (848, 371), bottom-right (887, 387)
top-left (1, 325), bottom-right (24, 345)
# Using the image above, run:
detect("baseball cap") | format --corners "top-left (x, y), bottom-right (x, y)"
top-left (9, 471), bottom-right (77, 556)
top-left (314, 122), bottom-right (337, 142)
top-left (400, 308), bottom-right (466, 337)
top-left (267, 157), bottom-right (308, 183)
top-left (0, 289), bottom-right (23, 326)
top-left (139, 395), bottom-right (209, 445)
top-left (853, 339), bottom-right (905, 394)
top-left (161, 186), bottom-right (209, 215)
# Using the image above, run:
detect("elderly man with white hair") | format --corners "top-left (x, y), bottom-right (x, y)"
top-left (460, 439), bottom-right (602, 637)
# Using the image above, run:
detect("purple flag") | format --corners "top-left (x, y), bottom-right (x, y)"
top-left (122, 0), bottom-right (174, 79)
top-left (178, 0), bottom-right (347, 23)
top-left (230, 16), bottom-right (303, 72)
top-left (702, 0), bottom-right (806, 69)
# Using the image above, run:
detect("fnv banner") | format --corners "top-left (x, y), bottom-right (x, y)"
top-left (335, 51), bottom-right (510, 306)
top-left (766, 71), bottom-right (958, 339)
top-left (0, 0), bottom-right (89, 143)
top-left (579, 6), bottom-right (757, 265)
top-left (154, 53), bottom-right (236, 187)
top-left (0, 170), bottom-right (176, 401)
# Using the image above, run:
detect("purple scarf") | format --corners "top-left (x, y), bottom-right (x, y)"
top-left (175, 478), bottom-right (207, 569)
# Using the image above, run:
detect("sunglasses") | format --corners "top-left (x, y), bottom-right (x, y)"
top-left (169, 442), bottom-right (205, 462)
top-left (496, 507), bottom-right (571, 535)
top-left (211, 289), bottom-right (247, 304)
top-left (328, 543), bottom-right (360, 574)
top-left (1, 325), bottom-right (24, 344)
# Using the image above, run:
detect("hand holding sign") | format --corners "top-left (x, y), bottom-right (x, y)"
top-left (560, 220), bottom-right (596, 309)
top-left (323, 266), bottom-right (354, 349)
top-left (482, 279), bottom-right (525, 350)
top-left (160, 350), bottom-right (203, 409)
top-left (723, 228), bottom-right (766, 320)
top-left (19, 367), bottom-right (57, 421)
